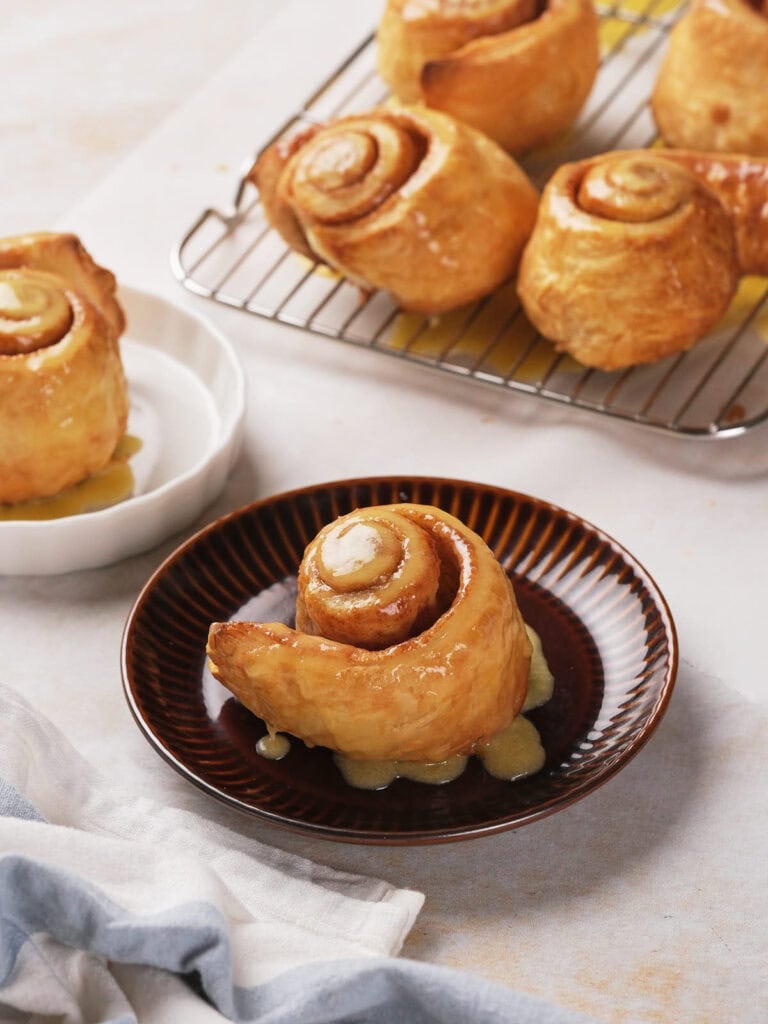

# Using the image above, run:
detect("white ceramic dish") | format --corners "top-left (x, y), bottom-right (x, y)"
top-left (0, 286), bottom-right (245, 576)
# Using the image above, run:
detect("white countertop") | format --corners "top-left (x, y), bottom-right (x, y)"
top-left (2, 3), bottom-right (766, 1022)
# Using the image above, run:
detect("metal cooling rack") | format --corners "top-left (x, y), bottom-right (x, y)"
top-left (172, 0), bottom-right (768, 438)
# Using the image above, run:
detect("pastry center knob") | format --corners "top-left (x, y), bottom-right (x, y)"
top-left (317, 520), bottom-right (403, 592)
top-left (0, 269), bottom-right (73, 355)
top-left (286, 117), bottom-right (421, 224)
top-left (577, 156), bottom-right (693, 223)
top-left (303, 132), bottom-right (378, 191)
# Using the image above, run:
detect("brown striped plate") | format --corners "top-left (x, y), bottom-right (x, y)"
top-left (122, 477), bottom-right (677, 845)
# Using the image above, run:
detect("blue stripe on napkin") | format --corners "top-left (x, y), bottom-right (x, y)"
top-left (235, 958), bottom-right (600, 1024)
top-left (0, 779), bottom-right (44, 823)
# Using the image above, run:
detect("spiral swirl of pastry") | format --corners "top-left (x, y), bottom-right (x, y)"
top-left (0, 269), bottom-right (74, 355)
top-left (652, 0), bottom-right (768, 157)
top-left (207, 504), bottom-right (532, 762)
top-left (377, 0), bottom-right (600, 154)
top-left (283, 119), bottom-right (420, 226)
top-left (249, 105), bottom-right (539, 314)
top-left (0, 233), bottom-right (128, 504)
top-left (517, 153), bottom-right (740, 370)
top-left (575, 158), bottom-right (695, 224)
top-left (296, 507), bottom-right (444, 649)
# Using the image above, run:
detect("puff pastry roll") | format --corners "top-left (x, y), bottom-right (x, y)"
top-left (207, 504), bottom-right (532, 763)
top-left (249, 105), bottom-right (539, 313)
top-left (377, 0), bottom-right (600, 154)
top-left (0, 233), bottom-right (128, 504)
top-left (517, 152), bottom-right (740, 370)
top-left (652, 0), bottom-right (768, 157)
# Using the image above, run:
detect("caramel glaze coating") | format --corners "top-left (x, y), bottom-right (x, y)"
top-left (517, 152), bottom-right (741, 370)
top-left (248, 104), bottom-right (539, 314)
top-left (377, 0), bottom-right (600, 154)
top-left (207, 504), bottom-right (532, 763)
top-left (652, 0), bottom-right (768, 157)
top-left (657, 149), bottom-right (768, 277)
top-left (0, 233), bottom-right (127, 504)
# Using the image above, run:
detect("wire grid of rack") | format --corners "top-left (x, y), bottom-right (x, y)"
top-left (172, 0), bottom-right (768, 438)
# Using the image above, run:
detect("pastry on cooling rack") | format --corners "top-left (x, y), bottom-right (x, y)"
top-left (376, 0), bottom-right (600, 154)
top-left (248, 104), bottom-right (538, 314)
top-left (207, 503), bottom-right (532, 763)
top-left (0, 233), bottom-right (128, 504)
top-left (517, 151), bottom-right (741, 370)
top-left (652, 0), bottom-right (768, 157)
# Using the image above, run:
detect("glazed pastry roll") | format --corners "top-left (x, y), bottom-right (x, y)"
top-left (248, 105), bottom-right (539, 313)
top-left (207, 504), bottom-right (532, 763)
top-left (0, 233), bottom-right (128, 504)
top-left (377, 0), bottom-right (600, 154)
top-left (517, 152), bottom-right (741, 370)
top-left (652, 0), bottom-right (768, 157)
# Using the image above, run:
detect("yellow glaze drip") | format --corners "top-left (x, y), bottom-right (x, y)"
top-left (599, 0), bottom-right (685, 55)
top-left (475, 715), bottom-right (546, 781)
top-left (334, 714), bottom-right (546, 790)
top-left (523, 624), bottom-right (554, 711)
top-left (253, 622), bottom-right (554, 790)
top-left (716, 275), bottom-right (768, 340)
top-left (335, 752), bottom-right (468, 790)
top-left (383, 280), bottom-right (583, 382)
top-left (598, 16), bottom-right (635, 51)
top-left (256, 728), bottom-right (291, 761)
top-left (618, 0), bottom-right (682, 15)
top-left (0, 434), bottom-right (141, 521)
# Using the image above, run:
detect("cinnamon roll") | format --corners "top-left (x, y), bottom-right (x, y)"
top-left (652, 0), bottom-right (768, 157)
top-left (249, 105), bottom-right (539, 313)
top-left (517, 152), bottom-right (741, 369)
top-left (0, 233), bottom-right (128, 504)
top-left (377, 0), bottom-right (600, 154)
top-left (207, 504), bottom-right (532, 763)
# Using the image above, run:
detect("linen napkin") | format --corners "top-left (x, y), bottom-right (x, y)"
top-left (0, 683), bottom-right (596, 1023)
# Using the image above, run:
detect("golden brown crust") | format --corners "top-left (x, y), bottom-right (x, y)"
top-left (652, 0), bottom-right (768, 156)
top-left (0, 233), bottom-right (125, 339)
top-left (517, 152), bottom-right (740, 370)
top-left (249, 105), bottom-right (539, 314)
top-left (0, 233), bottom-right (128, 504)
top-left (207, 503), bottom-right (532, 762)
top-left (377, 0), bottom-right (600, 154)
top-left (652, 149), bottom-right (768, 276)
top-left (377, 0), bottom-right (538, 104)
top-left (247, 128), bottom-right (321, 261)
